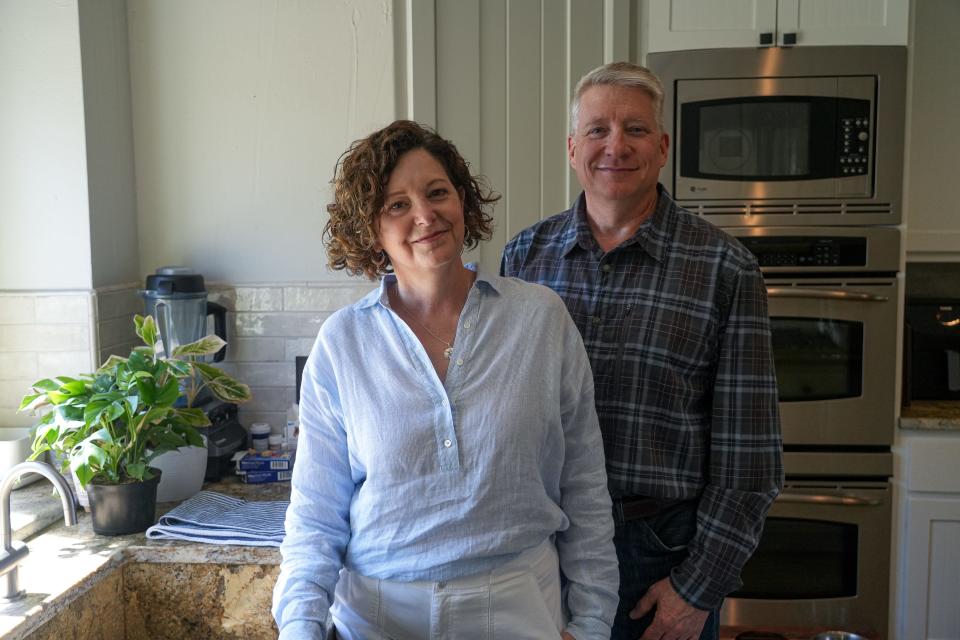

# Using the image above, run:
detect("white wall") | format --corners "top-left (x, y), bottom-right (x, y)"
top-left (0, 0), bottom-right (92, 291)
top-left (903, 0), bottom-right (960, 260)
top-left (127, 0), bottom-right (397, 284)
top-left (79, 0), bottom-right (141, 288)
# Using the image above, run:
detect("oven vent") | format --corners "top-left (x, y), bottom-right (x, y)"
top-left (691, 201), bottom-right (894, 217)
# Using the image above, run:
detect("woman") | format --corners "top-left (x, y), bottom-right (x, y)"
top-left (272, 120), bottom-right (618, 640)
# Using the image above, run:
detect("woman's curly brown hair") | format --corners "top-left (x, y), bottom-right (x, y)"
top-left (323, 120), bottom-right (499, 280)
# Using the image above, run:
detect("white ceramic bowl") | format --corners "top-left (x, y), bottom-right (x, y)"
top-left (152, 441), bottom-right (208, 503)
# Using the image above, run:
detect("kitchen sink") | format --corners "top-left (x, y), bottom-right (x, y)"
top-left (25, 560), bottom-right (279, 640)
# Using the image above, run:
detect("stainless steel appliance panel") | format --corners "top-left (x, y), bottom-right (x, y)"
top-left (722, 479), bottom-right (891, 638)
top-left (766, 276), bottom-right (898, 446)
top-left (648, 46), bottom-right (907, 226)
top-left (725, 227), bottom-right (901, 447)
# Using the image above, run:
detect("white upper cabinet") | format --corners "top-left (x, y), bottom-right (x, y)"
top-left (645, 0), bottom-right (908, 52)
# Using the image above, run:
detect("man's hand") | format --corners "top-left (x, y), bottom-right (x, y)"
top-left (629, 577), bottom-right (708, 640)
top-left (561, 632), bottom-right (577, 640)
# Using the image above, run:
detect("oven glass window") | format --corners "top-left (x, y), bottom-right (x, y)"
top-left (772, 317), bottom-right (864, 401)
top-left (733, 517), bottom-right (858, 599)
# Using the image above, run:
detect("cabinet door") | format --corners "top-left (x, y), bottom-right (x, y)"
top-left (644, 0), bottom-right (908, 52)
top-left (900, 496), bottom-right (960, 639)
top-left (645, 0), bottom-right (777, 52)
top-left (777, 0), bottom-right (908, 46)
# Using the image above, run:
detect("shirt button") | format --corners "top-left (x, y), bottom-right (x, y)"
top-left (602, 264), bottom-right (612, 272)
top-left (591, 316), bottom-right (600, 325)
top-left (443, 439), bottom-right (452, 448)
top-left (463, 321), bottom-right (471, 329)
top-left (455, 358), bottom-right (464, 366)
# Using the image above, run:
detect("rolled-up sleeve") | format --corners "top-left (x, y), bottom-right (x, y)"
top-left (272, 335), bottom-right (355, 638)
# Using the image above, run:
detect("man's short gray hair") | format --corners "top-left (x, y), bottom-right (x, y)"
top-left (569, 62), bottom-right (665, 135)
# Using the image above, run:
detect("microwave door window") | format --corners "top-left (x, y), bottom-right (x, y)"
top-left (681, 97), bottom-right (840, 182)
top-left (772, 318), bottom-right (864, 402)
top-left (700, 102), bottom-right (810, 178)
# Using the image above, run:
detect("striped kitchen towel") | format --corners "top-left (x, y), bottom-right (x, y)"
top-left (145, 490), bottom-right (289, 547)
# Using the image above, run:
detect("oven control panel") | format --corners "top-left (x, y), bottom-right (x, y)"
top-left (738, 236), bottom-right (867, 269)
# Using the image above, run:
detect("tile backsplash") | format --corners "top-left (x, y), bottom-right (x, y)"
top-left (209, 281), bottom-right (375, 434)
top-left (0, 291), bottom-right (97, 427)
top-left (0, 281), bottom-right (374, 432)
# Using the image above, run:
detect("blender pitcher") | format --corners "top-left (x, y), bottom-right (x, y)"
top-left (139, 267), bottom-right (227, 362)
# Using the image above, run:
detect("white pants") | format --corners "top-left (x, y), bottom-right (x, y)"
top-left (330, 538), bottom-right (565, 640)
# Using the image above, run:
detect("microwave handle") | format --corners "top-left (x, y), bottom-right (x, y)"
top-left (766, 287), bottom-right (889, 303)
top-left (777, 492), bottom-right (882, 506)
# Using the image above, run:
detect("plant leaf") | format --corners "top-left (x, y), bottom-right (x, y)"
top-left (126, 462), bottom-right (148, 481)
top-left (18, 393), bottom-right (41, 412)
top-left (173, 335), bottom-right (227, 357)
top-left (164, 359), bottom-right (193, 378)
top-left (96, 355), bottom-right (128, 375)
top-left (128, 349), bottom-right (152, 373)
top-left (31, 379), bottom-right (61, 392)
top-left (171, 408), bottom-right (211, 427)
top-left (154, 376), bottom-right (181, 407)
top-left (134, 314), bottom-right (159, 348)
top-left (194, 363), bottom-right (252, 404)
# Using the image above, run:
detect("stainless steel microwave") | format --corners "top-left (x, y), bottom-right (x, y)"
top-left (648, 46), bottom-right (907, 226)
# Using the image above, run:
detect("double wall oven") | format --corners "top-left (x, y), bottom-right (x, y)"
top-left (719, 228), bottom-right (899, 638)
top-left (648, 46), bottom-right (907, 639)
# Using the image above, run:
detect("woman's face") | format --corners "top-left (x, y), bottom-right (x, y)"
top-left (376, 148), bottom-right (465, 279)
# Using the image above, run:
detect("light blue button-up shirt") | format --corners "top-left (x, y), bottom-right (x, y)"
top-left (273, 266), bottom-right (618, 640)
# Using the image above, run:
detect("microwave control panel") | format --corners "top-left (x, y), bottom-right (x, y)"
top-left (739, 236), bottom-right (867, 268)
top-left (839, 97), bottom-right (871, 177)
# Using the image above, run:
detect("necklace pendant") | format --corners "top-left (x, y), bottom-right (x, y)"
top-left (443, 347), bottom-right (454, 360)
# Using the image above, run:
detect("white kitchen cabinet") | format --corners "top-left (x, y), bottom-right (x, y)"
top-left (644, 0), bottom-right (908, 52)
top-left (894, 431), bottom-right (960, 639)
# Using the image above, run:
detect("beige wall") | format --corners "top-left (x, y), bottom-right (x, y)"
top-left (903, 0), bottom-right (960, 261)
top-left (0, 0), bottom-right (92, 290)
top-left (127, 0), bottom-right (397, 284)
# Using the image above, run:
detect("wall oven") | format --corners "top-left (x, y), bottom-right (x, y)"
top-left (722, 452), bottom-right (892, 639)
top-left (719, 226), bottom-right (900, 638)
top-left (725, 226), bottom-right (901, 448)
top-left (647, 46), bottom-right (906, 227)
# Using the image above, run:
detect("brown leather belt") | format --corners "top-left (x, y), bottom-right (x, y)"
top-left (612, 496), bottom-right (683, 524)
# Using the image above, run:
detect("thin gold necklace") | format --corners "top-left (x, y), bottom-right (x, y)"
top-left (407, 313), bottom-right (454, 360)
top-left (392, 290), bottom-right (455, 359)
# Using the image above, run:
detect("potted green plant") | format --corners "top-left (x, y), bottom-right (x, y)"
top-left (19, 315), bottom-right (252, 536)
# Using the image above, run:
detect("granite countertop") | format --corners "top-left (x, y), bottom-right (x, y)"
top-left (900, 400), bottom-right (960, 430)
top-left (0, 476), bottom-right (290, 640)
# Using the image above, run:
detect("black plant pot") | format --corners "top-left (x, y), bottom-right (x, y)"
top-left (87, 469), bottom-right (162, 536)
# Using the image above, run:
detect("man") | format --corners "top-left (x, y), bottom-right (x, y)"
top-left (501, 62), bottom-right (783, 640)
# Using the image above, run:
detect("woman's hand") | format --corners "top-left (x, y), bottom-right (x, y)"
top-left (561, 632), bottom-right (576, 640)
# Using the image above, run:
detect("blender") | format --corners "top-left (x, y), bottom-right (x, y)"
top-left (140, 266), bottom-right (227, 363)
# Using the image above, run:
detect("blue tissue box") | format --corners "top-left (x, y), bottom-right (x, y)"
top-left (237, 468), bottom-right (293, 484)
top-left (236, 451), bottom-right (294, 472)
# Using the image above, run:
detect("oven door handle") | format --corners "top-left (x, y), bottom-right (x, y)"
top-left (777, 492), bottom-right (882, 506)
top-left (766, 287), bottom-right (889, 302)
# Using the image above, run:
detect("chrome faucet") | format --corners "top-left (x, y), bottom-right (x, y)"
top-left (0, 461), bottom-right (78, 602)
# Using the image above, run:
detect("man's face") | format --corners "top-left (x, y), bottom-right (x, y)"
top-left (568, 84), bottom-right (669, 212)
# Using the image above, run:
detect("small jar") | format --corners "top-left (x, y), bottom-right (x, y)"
top-left (268, 434), bottom-right (283, 453)
top-left (250, 422), bottom-right (271, 452)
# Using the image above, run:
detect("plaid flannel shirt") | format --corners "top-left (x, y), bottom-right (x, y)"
top-left (501, 186), bottom-right (783, 610)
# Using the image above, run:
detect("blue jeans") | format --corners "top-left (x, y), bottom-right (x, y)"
top-left (611, 501), bottom-right (720, 640)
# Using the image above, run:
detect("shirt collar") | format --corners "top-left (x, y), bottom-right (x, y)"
top-left (562, 184), bottom-right (674, 263)
top-left (356, 263), bottom-right (500, 310)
